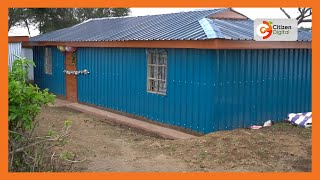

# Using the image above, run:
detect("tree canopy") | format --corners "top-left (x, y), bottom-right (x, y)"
top-left (9, 8), bottom-right (131, 35)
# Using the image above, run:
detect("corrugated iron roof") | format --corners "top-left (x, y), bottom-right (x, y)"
top-left (205, 18), bottom-right (311, 41)
top-left (30, 9), bottom-right (311, 42)
top-left (206, 18), bottom-right (253, 40)
top-left (297, 29), bottom-right (312, 41)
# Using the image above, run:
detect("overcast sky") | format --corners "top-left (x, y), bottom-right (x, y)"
top-left (8, 8), bottom-right (312, 37)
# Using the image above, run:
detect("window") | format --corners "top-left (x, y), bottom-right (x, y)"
top-left (147, 49), bottom-right (167, 95)
top-left (44, 47), bottom-right (52, 75)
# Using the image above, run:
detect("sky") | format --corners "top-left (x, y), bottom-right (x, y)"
top-left (8, 8), bottom-right (312, 37)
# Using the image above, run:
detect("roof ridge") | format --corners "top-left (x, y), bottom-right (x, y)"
top-left (198, 18), bottom-right (217, 39)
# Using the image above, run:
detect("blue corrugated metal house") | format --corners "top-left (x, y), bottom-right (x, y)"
top-left (28, 8), bottom-right (312, 134)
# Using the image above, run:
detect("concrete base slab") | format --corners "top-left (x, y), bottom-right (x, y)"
top-left (53, 99), bottom-right (196, 140)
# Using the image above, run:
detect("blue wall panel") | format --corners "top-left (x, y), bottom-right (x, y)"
top-left (212, 49), bottom-right (312, 132)
top-left (75, 47), bottom-right (311, 134)
top-left (33, 46), bottom-right (66, 96)
top-left (77, 48), bottom-right (215, 133)
top-left (32, 46), bottom-right (312, 133)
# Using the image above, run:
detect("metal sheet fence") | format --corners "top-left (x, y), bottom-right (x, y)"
top-left (9, 43), bottom-right (34, 80)
top-left (8, 43), bottom-right (21, 69)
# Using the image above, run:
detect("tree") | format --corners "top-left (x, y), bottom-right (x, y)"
top-left (9, 8), bottom-right (34, 36)
top-left (75, 8), bottom-right (131, 22)
top-left (280, 8), bottom-right (312, 25)
top-left (8, 8), bottom-right (24, 31)
top-left (30, 8), bottom-right (79, 34)
top-left (8, 8), bottom-right (131, 34)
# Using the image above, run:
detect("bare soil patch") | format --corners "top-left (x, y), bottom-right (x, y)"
top-left (35, 106), bottom-right (311, 172)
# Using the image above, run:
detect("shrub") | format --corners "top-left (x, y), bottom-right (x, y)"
top-left (9, 57), bottom-right (55, 132)
top-left (8, 56), bottom-right (82, 172)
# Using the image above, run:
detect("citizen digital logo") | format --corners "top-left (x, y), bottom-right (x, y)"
top-left (254, 19), bottom-right (298, 41)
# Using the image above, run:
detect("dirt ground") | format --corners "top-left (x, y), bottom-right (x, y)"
top-left (35, 106), bottom-right (312, 172)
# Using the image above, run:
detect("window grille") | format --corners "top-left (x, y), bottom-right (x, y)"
top-left (147, 49), bottom-right (167, 95)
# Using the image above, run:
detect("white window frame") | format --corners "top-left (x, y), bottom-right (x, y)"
top-left (147, 49), bottom-right (167, 95)
top-left (44, 47), bottom-right (52, 75)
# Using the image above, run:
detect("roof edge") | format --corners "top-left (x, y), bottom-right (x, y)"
top-left (23, 39), bottom-right (311, 49)
top-left (9, 36), bottom-right (29, 43)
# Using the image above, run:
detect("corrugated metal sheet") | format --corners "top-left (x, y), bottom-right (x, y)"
top-left (207, 18), bottom-right (253, 40)
top-left (77, 48), bottom-right (215, 133)
top-left (298, 30), bottom-right (312, 41)
top-left (76, 47), bottom-right (311, 133)
top-left (30, 9), bottom-right (224, 42)
top-left (206, 18), bottom-right (311, 41)
top-left (8, 43), bottom-right (34, 80)
top-left (8, 43), bottom-right (22, 69)
top-left (33, 46), bottom-right (66, 96)
top-left (212, 49), bottom-right (311, 131)
top-left (30, 9), bottom-right (311, 42)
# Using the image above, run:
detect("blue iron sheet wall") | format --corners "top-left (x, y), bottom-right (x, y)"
top-left (77, 47), bottom-right (311, 134)
top-left (33, 46), bottom-right (66, 96)
top-left (212, 49), bottom-right (311, 132)
top-left (77, 48), bottom-right (215, 133)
